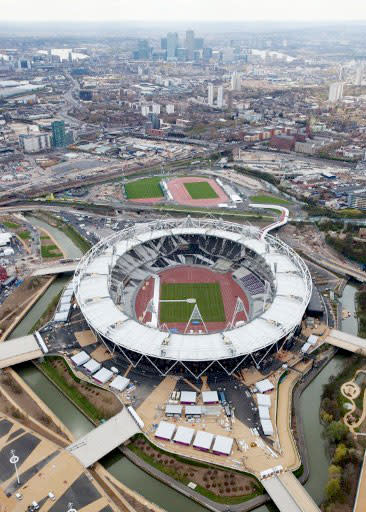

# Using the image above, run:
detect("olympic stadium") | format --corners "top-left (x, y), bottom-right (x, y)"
top-left (73, 217), bottom-right (312, 378)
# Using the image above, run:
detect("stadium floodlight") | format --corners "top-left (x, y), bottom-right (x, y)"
top-left (67, 503), bottom-right (77, 512)
top-left (9, 449), bottom-right (20, 485)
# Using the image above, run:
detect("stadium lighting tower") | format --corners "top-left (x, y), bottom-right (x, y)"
top-left (9, 449), bottom-right (20, 485)
top-left (67, 503), bottom-right (77, 512)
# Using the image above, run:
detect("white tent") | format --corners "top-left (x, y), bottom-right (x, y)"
top-left (261, 418), bottom-right (274, 436)
top-left (255, 379), bottom-right (274, 393)
top-left (109, 375), bottom-right (130, 392)
top-left (202, 391), bottom-right (219, 404)
top-left (155, 421), bottom-right (175, 440)
top-left (185, 405), bottom-right (202, 416)
top-left (307, 334), bottom-right (318, 345)
top-left (258, 406), bottom-right (270, 419)
top-left (93, 367), bottom-right (113, 384)
top-left (71, 351), bottom-right (90, 366)
top-left (193, 430), bottom-right (214, 451)
top-left (180, 391), bottom-right (197, 404)
top-left (256, 393), bottom-right (271, 407)
top-left (212, 435), bottom-right (233, 456)
top-left (173, 426), bottom-right (195, 445)
top-left (165, 404), bottom-right (183, 416)
top-left (83, 358), bottom-right (102, 374)
top-left (301, 342), bottom-right (311, 353)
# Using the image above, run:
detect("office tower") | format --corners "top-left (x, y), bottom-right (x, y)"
top-left (51, 120), bottom-right (66, 147)
top-left (217, 86), bottom-right (224, 108)
top-left (185, 30), bottom-right (195, 60)
top-left (328, 82), bottom-right (344, 103)
top-left (208, 84), bottom-right (214, 106)
top-left (231, 71), bottom-right (241, 91)
top-left (136, 39), bottom-right (151, 60)
top-left (355, 65), bottom-right (363, 86)
top-left (167, 32), bottom-right (178, 60)
top-left (152, 103), bottom-right (161, 114)
top-left (203, 47), bottom-right (213, 60)
top-left (161, 37), bottom-right (167, 50)
top-left (194, 38), bottom-right (204, 50)
top-left (148, 113), bottom-right (160, 129)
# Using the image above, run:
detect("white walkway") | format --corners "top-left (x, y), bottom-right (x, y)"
top-left (262, 472), bottom-right (320, 512)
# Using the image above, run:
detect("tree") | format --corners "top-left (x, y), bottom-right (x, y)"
top-left (325, 421), bottom-right (349, 443)
top-left (333, 444), bottom-right (348, 465)
top-left (328, 465), bottom-right (342, 479)
top-left (325, 478), bottom-right (341, 501)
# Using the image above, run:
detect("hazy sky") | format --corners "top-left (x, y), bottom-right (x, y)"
top-left (2, 0), bottom-right (366, 22)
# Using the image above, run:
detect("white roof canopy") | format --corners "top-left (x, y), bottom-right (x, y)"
top-left (155, 421), bottom-right (175, 440)
top-left (212, 435), bottom-right (233, 455)
top-left (173, 426), bottom-right (195, 445)
top-left (193, 430), bottom-right (214, 450)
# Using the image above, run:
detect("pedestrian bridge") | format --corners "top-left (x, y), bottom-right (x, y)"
top-left (31, 260), bottom-right (79, 276)
top-left (67, 407), bottom-right (143, 467)
top-left (261, 471), bottom-right (320, 512)
top-left (0, 333), bottom-right (47, 369)
top-left (325, 329), bottom-right (366, 355)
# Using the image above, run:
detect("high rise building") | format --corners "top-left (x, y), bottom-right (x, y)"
top-left (208, 84), bottom-right (214, 106)
top-left (19, 132), bottom-right (51, 153)
top-left (152, 103), bottom-right (161, 114)
top-left (185, 30), bottom-right (195, 60)
top-left (166, 104), bottom-right (175, 114)
top-left (355, 65), bottom-right (363, 86)
top-left (231, 71), bottom-right (241, 91)
top-left (167, 32), bottom-right (178, 60)
top-left (148, 113), bottom-right (160, 129)
top-left (141, 105), bottom-right (150, 117)
top-left (51, 120), bottom-right (66, 147)
top-left (328, 82), bottom-right (344, 103)
top-left (194, 38), bottom-right (204, 50)
top-left (217, 86), bottom-right (224, 108)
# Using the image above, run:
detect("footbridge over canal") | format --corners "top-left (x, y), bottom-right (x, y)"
top-left (325, 329), bottom-right (366, 355)
top-left (261, 470), bottom-right (321, 512)
top-left (0, 332), bottom-right (47, 368)
top-left (31, 259), bottom-right (79, 276)
top-left (67, 407), bottom-right (143, 467)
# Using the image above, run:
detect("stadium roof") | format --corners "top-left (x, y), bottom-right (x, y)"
top-left (74, 217), bottom-right (312, 364)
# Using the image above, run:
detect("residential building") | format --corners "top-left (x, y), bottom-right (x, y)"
top-left (328, 82), bottom-right (344, 102)
top-left (208, 83), bottom-right (214, 106)
top-left (19, 132), bottom-right (51, 153)
top-left (217, 86), bottom-right (224, 108)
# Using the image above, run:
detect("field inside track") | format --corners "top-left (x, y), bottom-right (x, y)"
top-left (159, 282), bottom-right (226, 323)
top-left (125, 177), bottom-right (164, 199)
top-left (184, 181), bottom-right (219, 199)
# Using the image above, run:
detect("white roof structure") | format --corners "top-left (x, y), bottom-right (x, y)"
top-left (74, 218), bottom-right (311, 368)
top-left (301, 342), bottom-right (311, 353)
top-left (185, 405), bottom-right (202, 415)
top-left (0, 232), bottom-right (12, 246)
top-left (71, 351), bottom-right (90, 366)
top-left (83, 358), bottom-right (101, 374)
top-left (261, 418), bottom-right (274, 436)
top-left (212, 435), bottom-right (233, 455)
top-left (155, 421), bottom-right (175, 440)
top-left (307, 335), bottom-right (318, 345)
top-left (165, 404), bottom-right (183, 415)
top-left (255, 379), bottom-right (274, 393)
top-left (180, 391), bottom-right (197, 403)
top-left (193, 430), bottom-right (214, 451)
top-left (258, 406), bottom-right (270, 419)
top-left (110, 375), bottom-right (130, 392)
top-left (173, 426), bottom-right (195, 445)
top-left (256, 393), bottom-right (271, 407)
top-left (202, 391), bottom-right (219, 403)
top-left (93, 367), bottom-right (113, 384)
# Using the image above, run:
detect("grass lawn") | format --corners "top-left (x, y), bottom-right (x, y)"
top-left (250, 194), bottom-right (291, 205)
top-left (159, 282), bottom-right (225, 323)
top-left (184, 181), bottom-right (219, 199)
top-left (2, 220), bottom-right (20, 229)
top-left (19, 230), bottom-right (31, 240)
top-left (125, 177), bottom-right (164, 199)
top-left (41, 244), bottom-right (62, 259)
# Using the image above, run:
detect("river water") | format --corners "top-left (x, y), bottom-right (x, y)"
top-left (10, 216), bottom-right (360, 512)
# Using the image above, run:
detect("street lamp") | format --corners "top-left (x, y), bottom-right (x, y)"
top-left (9, 449), bottom-right (20, 485)
top-left (67, 503), bottom-right (77, 512)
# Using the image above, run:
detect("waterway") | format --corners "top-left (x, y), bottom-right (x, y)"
top-left (8, 214), bottom-right (360, 512)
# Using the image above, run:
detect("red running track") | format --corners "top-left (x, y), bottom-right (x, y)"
top-left (167, 177), bottom-right (229, 207)
top-left (134, 265), bottom-right (249, 334)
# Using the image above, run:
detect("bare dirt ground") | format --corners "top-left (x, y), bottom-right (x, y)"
top-left (132, 437), bottom-right (258, 498)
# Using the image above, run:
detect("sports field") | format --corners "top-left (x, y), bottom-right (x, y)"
top-left (184, 181), bottom-right (219, 200)
top-left (125, 177), bottom-right (164, 199)
top-left (159, 282), bottom-right (226, 323)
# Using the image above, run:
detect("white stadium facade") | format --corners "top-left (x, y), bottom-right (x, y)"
top-left (73, 217), bottom-right (312, 378)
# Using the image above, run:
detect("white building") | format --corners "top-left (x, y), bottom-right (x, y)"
top-left (231, 71), bottom-right (241, 91)
top-left (328, 82), bottom-right (344, 103)
top-left (152, 103), bottom-right (161, 115)
top-left (19, 132), bottom-right (51, 153)
top-left (208, 83), bottom-right (214, 106)
top-left (141, 105), bottom-right (150, 117)
top-left (355, 65), bottom-right (363, 86)
top-left (166, 104), bottom-right (175, 114)
top-left (217, 86), bottom-right (224, 108)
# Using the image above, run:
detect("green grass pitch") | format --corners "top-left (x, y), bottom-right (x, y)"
top-left (184, 181), bottom-right (219, 199)
top-left (159, 282), bottom-right (226, 323)
top-left (125, 177), bottom-right (164, 199)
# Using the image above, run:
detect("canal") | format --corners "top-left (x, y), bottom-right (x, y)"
top-left (9, 215), bottom-right (360, 512)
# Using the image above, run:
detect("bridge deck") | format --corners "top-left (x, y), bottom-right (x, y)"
top-left (0, 335), bottom-right (42, 368)
top-left (326, 329), bottom-right (366, 355)
top-left (67, 408), bottom-right (141, 467)
top-left (262, 472), bottom-right (320, 512)
top-left (354, 452), bottom-right (366, 512)
top-left (31, 261), bottom-right (79, 276)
